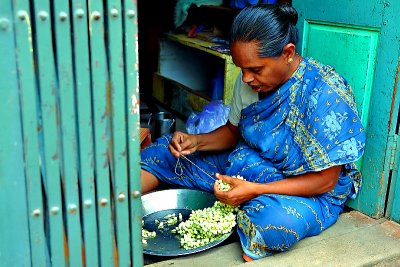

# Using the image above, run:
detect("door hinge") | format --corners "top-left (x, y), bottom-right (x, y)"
top-left (388, 134), bottom-right (399, 171)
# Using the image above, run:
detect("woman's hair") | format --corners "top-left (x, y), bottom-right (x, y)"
top-left (230, 3), bottom-right (299, 57)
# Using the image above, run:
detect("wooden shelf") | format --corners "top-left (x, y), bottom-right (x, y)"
top-left (164, 33), bottom-right (231, 59)
top-left (153, 33), bottom-right (240, 119)
top-left (153, 73), bottom-right (210, 118)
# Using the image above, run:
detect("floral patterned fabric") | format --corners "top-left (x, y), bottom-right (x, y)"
top-left (228, 57), bottom-right (365, 201)
top-left (224, 58), bottom-right (366, 259)
top-left (140, 57), bottom-right (365, 260)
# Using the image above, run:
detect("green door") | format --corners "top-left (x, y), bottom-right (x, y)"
top-left (385, 77), bottom-right (400, 222)
top-left (293, 0), bottom-right (400, 219)
top-left (386, 131), bottom-right (400, 222)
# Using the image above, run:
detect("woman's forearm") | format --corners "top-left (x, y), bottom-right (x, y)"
top-left (254, 165), bottom-right (342, 197)
top-left (214, 165), bottom-right (342, 207)
top-left (196, 122), bottom-right (240, 151)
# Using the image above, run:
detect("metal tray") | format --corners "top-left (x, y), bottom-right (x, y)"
top-left (141, 188), bottom-right (233, 256)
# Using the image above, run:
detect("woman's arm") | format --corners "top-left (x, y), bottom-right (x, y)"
top-left (169, 121), bottom-right (240, 157)
top-left (214, 165), bottom-right (342, 206)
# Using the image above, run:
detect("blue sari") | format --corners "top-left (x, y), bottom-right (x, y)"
top-left (141, 58), bottom-right (366, 259)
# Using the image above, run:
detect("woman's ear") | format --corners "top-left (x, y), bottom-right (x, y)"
top-left (282, 43), bottom-right (296, 62)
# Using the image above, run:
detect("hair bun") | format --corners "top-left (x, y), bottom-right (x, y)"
top-left (279, 3), bottom-right (298, 25)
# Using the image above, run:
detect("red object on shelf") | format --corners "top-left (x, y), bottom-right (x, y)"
top-left (140, 128), bottom-right (152, 150)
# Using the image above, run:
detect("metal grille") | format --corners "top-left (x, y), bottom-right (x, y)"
top-left (0, 0), bottom-right (142, 266)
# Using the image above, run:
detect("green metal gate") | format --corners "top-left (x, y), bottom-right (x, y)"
top-left (0, 0), bottom-right (143, 266)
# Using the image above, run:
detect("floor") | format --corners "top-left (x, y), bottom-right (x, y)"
top-left (144, 210), bottom-right (400, 266)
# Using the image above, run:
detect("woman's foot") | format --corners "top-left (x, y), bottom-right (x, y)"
top-left (242, 253), bottom-right (254, 262)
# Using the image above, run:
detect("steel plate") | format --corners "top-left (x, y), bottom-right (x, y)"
top-left (141, 189), bottom-right (233, 256)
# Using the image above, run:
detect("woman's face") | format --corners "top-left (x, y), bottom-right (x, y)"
top-left (231, 41), bottom-right (293, 93)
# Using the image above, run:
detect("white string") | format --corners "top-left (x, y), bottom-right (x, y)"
top-left (179, 154), bottom-right (214, 179)
top-left (174, 157), bottom-right (183, 176)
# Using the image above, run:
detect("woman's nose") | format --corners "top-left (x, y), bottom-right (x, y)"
top-left (242, 71), bottom-right (254, 83)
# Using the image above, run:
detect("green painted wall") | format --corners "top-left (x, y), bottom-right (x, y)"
top-left (294, 0), bottom-right (400, 219)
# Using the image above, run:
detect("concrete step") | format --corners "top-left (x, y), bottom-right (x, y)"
top-left (145, 211), bottom-right (400, 267)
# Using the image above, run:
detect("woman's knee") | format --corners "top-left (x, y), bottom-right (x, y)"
top-left (241, 213), bottom-right (301, 251)
top-left (141, 169), bottom-right (160, 193)
top-left (238, 198), bottom-right (312, 252)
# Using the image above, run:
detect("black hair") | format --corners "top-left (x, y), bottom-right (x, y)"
top-left (230, 3), bottom-right (299, 57)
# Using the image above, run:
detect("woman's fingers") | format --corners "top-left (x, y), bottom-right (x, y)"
top-left (213, 179), bottom-right (221, 193)
top-left (216, 173), bottom-right (235, 185)
top-left (169, 131), bottom-right (190, 157)
top-left (168, 143), bottom-right (181, 157)
top-left (214, 183), bottom-right (229, 203)
top-left (179, 139), bottom-right (193, 152)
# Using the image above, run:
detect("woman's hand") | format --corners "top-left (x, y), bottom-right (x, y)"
top-left (213, 173), bottom-right (258, 206)
top-left (213, 166), bottom-right (342, 205)
top-left (168, 131), bottom-right (200, 157)
top-left (168, 122), bottom-right (240, 158)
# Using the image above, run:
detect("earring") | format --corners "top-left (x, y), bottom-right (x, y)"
top-left (288, 58), bottom-right (293, 63)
